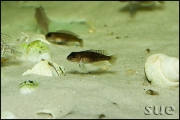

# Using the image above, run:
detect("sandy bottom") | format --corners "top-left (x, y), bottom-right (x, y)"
top-left (1, 1), bottom-right (179, 119)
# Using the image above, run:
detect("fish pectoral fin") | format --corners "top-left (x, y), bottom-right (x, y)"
top-left (79, 61), bottom-right (87, 71)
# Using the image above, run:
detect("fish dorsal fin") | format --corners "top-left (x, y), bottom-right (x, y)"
top-left (1, 33), bottom-right (13, 43)
top-left (85, 50), bottom-right (107, 55)
top-left (1, 33), bottom-right (13, 39)
top-left (39, 5), bottom-right (44, 11)
top-left (56, 30), bottom-right (79, 37)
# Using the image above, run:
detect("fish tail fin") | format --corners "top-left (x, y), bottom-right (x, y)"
top-left (14, 51), bottom-right (23, 58)
top-left (1, 57), bottom-right (9, 63)
top-left (35, 6), bottom-right (50, 34)
top-left (79, 39), bottom-right (83, 47)
top-left (109, 54), bottom-right (118, 64)
top-left (11, 45), bottom-right (23, 58)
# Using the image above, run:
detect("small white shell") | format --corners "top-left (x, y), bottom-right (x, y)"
top-left (36, 109), bottom-right (56, 119)
top-left (22, 60), bottom-right (65, 76)
top-left (1, 111), bottom-right (16, 119)
top-left (145, 54), bottom-right (179, 88)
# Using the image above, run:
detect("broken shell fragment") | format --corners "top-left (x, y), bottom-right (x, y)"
top-left (146, 89), bottom-right (159, 95)
top-left (47, 60), bottom-right (66, 76)
top-left (36, 109), bottom-right (55, 119)
top-left (22, 60), bottom-right (65, 76)
top-left (20, 80), bottom-right (39, 94)
top-left (1, 111), bottom-right (16, 119)
top-left (144, 54), bottom-right (179, 88)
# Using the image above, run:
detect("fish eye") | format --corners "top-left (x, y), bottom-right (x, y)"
top-left (70, 52), bottom-right (76, 58)
top-left (46, 33), bottom-right (51, 37)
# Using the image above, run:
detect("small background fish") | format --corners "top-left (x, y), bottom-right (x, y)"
top-left (120, 1), bottom-right (165, 16)
top-left (35, 6), bottom-right (50, 34)
top-left (45, 30), bottom-right (83, 47)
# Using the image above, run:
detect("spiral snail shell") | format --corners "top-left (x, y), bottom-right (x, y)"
top-left (144, 54), bottom-right (179, 88)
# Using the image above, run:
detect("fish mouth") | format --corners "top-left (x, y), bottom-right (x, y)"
top-left (66, 57), bottom-right (70, 61)
top-left (66, 56), bottom-right (72, 61)
top-left (66, 56), bottom-right (77, 62)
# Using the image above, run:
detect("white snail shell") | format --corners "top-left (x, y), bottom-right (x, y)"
top-left (22, 60), bottom-right (65, 76)
top-left (145, 54), bottom-right (179, 88)
top-left (1, 111), bottom-right (16, 119)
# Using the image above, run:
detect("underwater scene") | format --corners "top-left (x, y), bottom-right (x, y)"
top-left (1, 1), bottom-right (179, 119)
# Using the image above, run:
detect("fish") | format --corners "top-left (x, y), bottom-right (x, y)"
top-left (1, 57), bottom-right (9, 63)
top-left (35, 6), bottom-right (50, 34)
top-left (67, 50), bottom-right (117, 64)
top-left (120, 1), bottom-right (165, 16)
top-left (67, 50), bottom-right (117, 71)
top-left (120, 1), bottom-right (164, 6)
top-left (1, 33), bottom-right (23, 59)
top-left (45, 30), bottom-right (83, 47)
